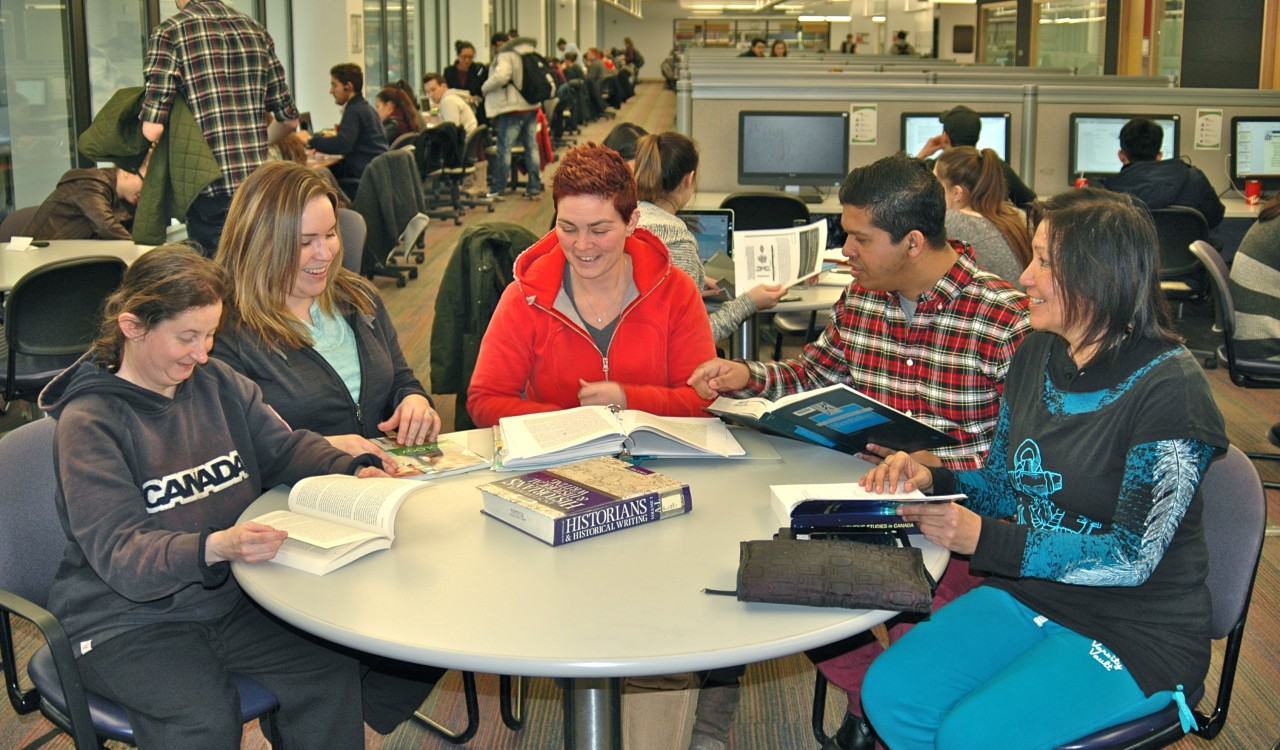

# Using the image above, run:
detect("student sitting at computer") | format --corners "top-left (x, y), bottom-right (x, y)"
top-left (632, 131), bottom-right (787, 343)
top-left (422, 73), bottom-right (478, 136)
top-left (26, 165), bottom-right (144, 240)
top-left (915, 105), bottom-right (1036, 209)
top-left (39, 244), bottom-right (387, 749)
top-left (308, 63), bottom-right (389, 193)
top-left (210, 160), bottom-right (444, 735)
top-left (934, 146), bottom-right (1031, 288)
top-left (1102, 117), bottom-right (1225, 229)
top-left (468, 142), bottom-right (716, 427)
top-left (861, 189), bottom-right (1227, 749)
top-left (374, 84), bottom-right (422, 143)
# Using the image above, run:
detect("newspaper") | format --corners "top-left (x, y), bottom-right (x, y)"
top-left (733, 220), bottom-right (828, 292)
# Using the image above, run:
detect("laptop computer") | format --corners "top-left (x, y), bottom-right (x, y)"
top-left (677, 208), bottom-right (735, 262)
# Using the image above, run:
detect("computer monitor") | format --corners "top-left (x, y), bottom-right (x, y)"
top-left (900, 112), bottom-right (1011, 161)
top-left (737, 110), bottom-right (850, 204)
top-left (1230, 116), bottom-right (1280, 193)
top-left (1067, 113), bottom-right (1180, 186)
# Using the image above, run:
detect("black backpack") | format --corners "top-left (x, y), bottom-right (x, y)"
top-left (515, 50), bottom-right (555, 105)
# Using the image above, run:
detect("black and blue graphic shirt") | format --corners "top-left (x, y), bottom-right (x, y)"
top-left (949, 331), bottom-right (1227, 696)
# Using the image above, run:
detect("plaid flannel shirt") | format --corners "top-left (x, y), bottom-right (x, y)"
top-left (141, 0), bottom-right (297, 197)
top-left (742, 246), bottom-right (1030, 469)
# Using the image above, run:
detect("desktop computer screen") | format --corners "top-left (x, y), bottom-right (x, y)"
top-left (1230, 116), bottom-right (1280, 193)
top-left (900, 112), bottom-right (1010, 161)
top-left (738, 110), bottom-right (850, 203)
top-left (1068, 113), bottom-right (1179, 186)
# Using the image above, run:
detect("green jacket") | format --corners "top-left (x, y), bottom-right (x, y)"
top-left (430, 221), bottom-right (539, 430)
top-left (78, 87), bottom-right (221, 245)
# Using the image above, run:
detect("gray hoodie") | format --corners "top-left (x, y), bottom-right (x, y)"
top-left (39, 354), bottom-right (370, 652)
top-left (481, 36), bottom-right (539, 118)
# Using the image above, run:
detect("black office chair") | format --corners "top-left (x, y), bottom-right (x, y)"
top-left (1150, 206), bottom-right (1210, 318)
top-left (0, 206), bottom-right (39, 243)
top-left (350, 150), bottom-right (425, 287)
top-left (810, 446), bottom-right (1266, 750)
top-left (390, 131), bottom-right (419, 150)
top-left (1190, 239), bottom-right (1280, 489)
top-left (719, 192), bottom-right (817, 360)
top-left (439, 125), bottom-right (496, 214)
top-left (0, 256), bottom-right (127, 415)
top-left (0, 418), bottom-right (283, 748)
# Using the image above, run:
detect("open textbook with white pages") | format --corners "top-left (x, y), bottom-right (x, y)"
top-left (494, 406), bottom-right (746, 471)
top-left (250, 475), bottom-right (432, 575)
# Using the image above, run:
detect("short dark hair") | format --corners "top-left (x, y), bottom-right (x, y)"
top-left (1119, 118), bottom-right (1164, 162)
top-left (751, 38), bottom-right (766, 47)
top-left (422, 72), bottom-right (445, 87)
top-left (838, 153), bottom-right (946, 248)
top-left (491, 32), bottom-right (509, 46)
top-left (329, 63), bottom-right (363, 94)
top-left (1026, 188), bottom-right (1178, 364)
top-left (454, 40), bottom-right (475, 55)
top-left (602, 122), bottom-right (648, 161)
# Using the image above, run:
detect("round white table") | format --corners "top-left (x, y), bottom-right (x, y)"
top-left (235, 430), bottom-right (948, 749)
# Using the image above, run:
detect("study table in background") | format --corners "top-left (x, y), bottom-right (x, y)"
top-left (235, 430), bottom-right (949, 750)
top-left (1, 239), bottom-right (151, 292)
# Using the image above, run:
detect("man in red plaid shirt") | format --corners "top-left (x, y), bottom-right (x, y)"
top-left (688, 153), bottom-right (1030, 750)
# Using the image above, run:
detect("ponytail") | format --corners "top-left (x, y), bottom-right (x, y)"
top-left (938, 147), bottom-right (1032, 267)
top-left (632, 132), bottom-right (699, 205)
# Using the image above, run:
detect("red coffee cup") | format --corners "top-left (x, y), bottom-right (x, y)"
top-left (1245, 179), bottom-right (1262, 206)
top-left (1074, 175), bottom-right (1089, 189)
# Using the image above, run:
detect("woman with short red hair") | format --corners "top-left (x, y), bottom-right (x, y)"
top-left (468, 143), bottom-right (716, 426)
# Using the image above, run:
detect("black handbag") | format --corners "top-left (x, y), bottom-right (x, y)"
top-left (708, 537), bottom-right (935, 614)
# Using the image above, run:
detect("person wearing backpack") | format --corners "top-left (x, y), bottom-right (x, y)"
top-left (481, 35), bottom-right (551, 200)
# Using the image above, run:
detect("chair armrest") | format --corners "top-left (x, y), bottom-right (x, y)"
top-left (0, 590), bottom-right (103, 749)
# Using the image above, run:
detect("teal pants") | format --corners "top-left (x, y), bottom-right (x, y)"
top-left (863, 587), bottom-right (1177, 750)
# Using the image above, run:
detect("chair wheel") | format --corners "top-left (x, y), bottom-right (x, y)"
top-left (409, 268), bottom-right (419, 280)
top-left (487, 205), bottom-right (496, 213)
top-left (454, 217), bottom-right (462, 226)
top-left (396, 277), bottom-right (407, 288)
top-left (414, 253), bottom-right (425, 263)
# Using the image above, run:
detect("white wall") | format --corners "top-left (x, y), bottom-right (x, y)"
top-left (600, 1), bottom-right (677, 67)
top-left (935, 5), bottom-right (978, 64)
top-left (292, 0), bottom-right (364, 129)
top-left (442, 0), bottom-right (487, 71)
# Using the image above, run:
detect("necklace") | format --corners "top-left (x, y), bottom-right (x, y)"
top-left (573, 261), bottom-right (628, 325)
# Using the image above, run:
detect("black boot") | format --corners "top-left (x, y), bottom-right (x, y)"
top-left (820, 712), bottom-right (877, 750)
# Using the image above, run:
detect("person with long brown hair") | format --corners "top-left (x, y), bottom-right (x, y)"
top-left (631, 131), bottom-right (786, 343)
top-left (374, 83), bottom-right (422, 143)
top-left (934, 146), bottom-right (1032, 287)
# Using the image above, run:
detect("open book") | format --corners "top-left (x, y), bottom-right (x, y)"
top-left (772, 482), bottom-right (965, 533)
top-left (734, 220), bottom-right (827, 291)
top-left (373, 436), bottom-right (491, 479)
top-left (495, 406), bottom-right (746, 471)
top-left (250, 475), bottom-right (432, 575)
top-left (707, 383), bottom-right (958, 457)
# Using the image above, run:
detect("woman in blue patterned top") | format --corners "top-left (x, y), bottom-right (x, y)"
top-left (859, 189), bottom-right (1228, 750)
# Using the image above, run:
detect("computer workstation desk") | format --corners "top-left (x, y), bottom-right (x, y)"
top-left (234, 429), bottom-right (949, 750)
top-left (1, 239), bottom-right (151, 291)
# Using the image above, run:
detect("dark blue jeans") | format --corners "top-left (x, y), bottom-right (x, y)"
top-left (489, 109), bottom-right (542, 196)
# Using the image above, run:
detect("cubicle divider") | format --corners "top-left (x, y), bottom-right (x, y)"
top-left (680, 74), bottom-right (1280, 199)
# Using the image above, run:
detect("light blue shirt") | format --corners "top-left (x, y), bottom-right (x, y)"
top-left (304, 300), bottom-right (361, 403)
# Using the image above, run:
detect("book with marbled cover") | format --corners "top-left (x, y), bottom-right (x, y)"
top-left (478, 456), bottom-right (692, 546)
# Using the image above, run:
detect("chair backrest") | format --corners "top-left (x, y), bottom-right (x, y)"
top-left (0, 206), bottom-right (40, 243)
top-left (462, 125), bottom-right (489, 168)
top-left (396, 212), bottom-right (430, 261)
top-left (1190, 239), bottom-right (1237, 357)
top-left (1198, 445), bottom-right (1266, 639)
top-left (1150, 206), bottom-right (1209, 279)
top-left (719, 192), bottom-right (811, 231)
top-left (337, 208), bottom-right (366, 275)
top-left (391, 131), bottom-right (418, 150)
top-left (0, 418), bottom-right (61, 608)
top-left (5, 256), bottom-right (128, 357)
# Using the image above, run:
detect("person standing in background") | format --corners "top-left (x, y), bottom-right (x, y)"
top-left (141, 0), bottom-right (298, 257)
